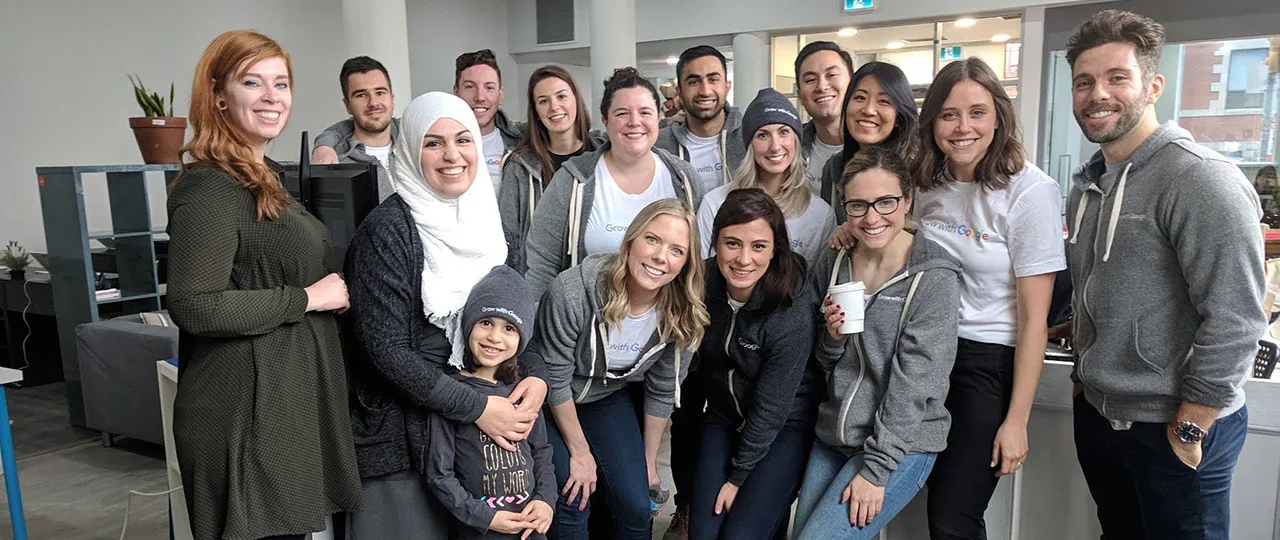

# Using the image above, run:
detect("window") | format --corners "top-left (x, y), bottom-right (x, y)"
top-left (1226, 47), bottom-right (1267, 110)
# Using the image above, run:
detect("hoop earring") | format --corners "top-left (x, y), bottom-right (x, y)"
top-left (216, 100), bottom-right (227, 111)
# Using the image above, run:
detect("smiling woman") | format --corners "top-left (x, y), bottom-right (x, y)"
top-left (166, 30), bottom-right (363, 540)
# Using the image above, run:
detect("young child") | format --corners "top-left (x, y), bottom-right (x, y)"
top-left (428, 265), bottom-right (556, 539)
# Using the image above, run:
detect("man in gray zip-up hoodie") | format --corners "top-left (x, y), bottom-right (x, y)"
top-left (311, 56), bottom-right (400, 201)
top-left (1064, 11), bottom-right (1264, 539)
top-left (655, 46), bottom-right (746, 194)
top-left (523, 145), bottom-right (705, 300)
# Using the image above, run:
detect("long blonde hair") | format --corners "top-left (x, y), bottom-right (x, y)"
top-left (729, 145), bottom-right (811, 218)
top-left (601, 199), bottom-right (708, 351)
top-left (177, 30), bottom-right (294, 221)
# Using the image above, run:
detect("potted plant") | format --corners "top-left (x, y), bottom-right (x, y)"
top-left (128, 74), bottom-right (186, 164)
top-left (1, 241), bottom-right (31, 281)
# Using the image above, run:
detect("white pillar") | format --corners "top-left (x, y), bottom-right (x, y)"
top-left (732, 32), bottom-right (771, 108)
top-left (590, 0), bottom-right (636, 123)
top-left (1019, 7), bottom-right (1046, 164)
top-left (341, 0), bottom-right (413, 115)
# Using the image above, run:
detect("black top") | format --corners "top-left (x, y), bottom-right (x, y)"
top-left (550, 146), bottom-right (587, 172)
top-left (698, 256), bottom-right (822, 486)
top-left (427, 374), bottom-right (556, 539)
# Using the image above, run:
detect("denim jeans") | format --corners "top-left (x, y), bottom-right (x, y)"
top-left (794, 440), bottom-right (936, 540)
top-left (1074, 393), bottom-right (1248, 540)
top-left (545, 389), bottom-right (651, 540)
top-left (687, 409), bottom-right (812, 540)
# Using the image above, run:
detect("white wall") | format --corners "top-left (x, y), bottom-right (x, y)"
top-left (0, 0), bottom-right (350, 253)
top-left (405, 0), bottom-right (522, 113)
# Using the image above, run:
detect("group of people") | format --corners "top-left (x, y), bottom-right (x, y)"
top-left (164, 7), bottom-right (1264, 540)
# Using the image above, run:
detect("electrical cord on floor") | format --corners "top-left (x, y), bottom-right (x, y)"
top-left (17, 277), bottom-right (32, 371)
top-left (118, 485), bottom-right (182, 540)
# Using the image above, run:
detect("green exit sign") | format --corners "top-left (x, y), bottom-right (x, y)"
top-left (843, 0), bottom-right (875, 13)
top-left (940, 46), bottom-right (963, 61)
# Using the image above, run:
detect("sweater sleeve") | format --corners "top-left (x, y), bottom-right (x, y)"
top-left (1168, 160), bottom-right (1266, 408)
top-left (166, 173), bottom-right (310, 338)
top-left (498, 160), bottom-right (530, 273)
top-left (345, 221), bottom-right (486, 422)
top-left (313, 118), bottom-right (356, 152)
top-left (821, 157), bottom-right (845, 222)
top-left (860, 270), bottom-right (960, 486)
top-left (528, 412), bottom-right (558, 506)
top-left (528, 275), bottom-right (583, 408)
top-left (525, 168), bottom-right (575, 300)
top-left (426, 412), bottom-right (498, 534)
top-left (727, 301), bottom-right (816, 485)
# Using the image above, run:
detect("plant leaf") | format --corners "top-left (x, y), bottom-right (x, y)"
top-left (169, 82), bottom-right (175, 117)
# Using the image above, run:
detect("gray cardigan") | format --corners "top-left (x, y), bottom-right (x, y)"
top-left (522, 144), bottom-right (706, 299)
top-left (497, 130), bottom-right (607, 273)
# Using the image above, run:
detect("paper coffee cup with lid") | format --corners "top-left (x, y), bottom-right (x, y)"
top-left (828, 281), bottom-right (866, 334)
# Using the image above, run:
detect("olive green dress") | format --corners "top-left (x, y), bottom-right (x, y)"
top-left (166, 164), bottom-right (362, 540)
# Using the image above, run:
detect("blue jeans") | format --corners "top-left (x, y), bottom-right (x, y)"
top-left (687, 409), bottom-right (812, 540)
top-left (794, 440), bottom-right (936, 540)
top-left (545, 389), bottom-right (651, 540)
top-left (1074, 393), bottom-right (1248, 540)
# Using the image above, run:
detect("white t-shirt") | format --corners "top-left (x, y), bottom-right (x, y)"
top-left (364, 143), bottom-right (392, 171)
top-left (696, 185), bottom-right (837, 264)
top-left (915, 163), bottom-right (1067, 346)
top-left (607, 306), bottom-right (659, 371)
top-left (482, 129), bottom-right (506, 192)
top-left (806, 140), bottom-right (843, 196)
top-left (583, 153), bottom-right (678, 256)
top-left (685, 132), bottom-right (725, 194)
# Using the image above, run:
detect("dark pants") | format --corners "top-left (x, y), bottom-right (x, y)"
top-left (687, 409), bottom-right (812, 540)
top-left (258, 536), bottom-right (305, 540)
top-left (546, 389), bottom-right (652, 540)
top-left (1074, 394), bottom-right (1248, 540)
top-left (671, 367), bottom-right (708, 509)
top-left (927, 338), bottom-right (1015, 540)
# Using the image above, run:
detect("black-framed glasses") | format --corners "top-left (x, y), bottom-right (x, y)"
top-left (842, 196), bottom-right (903, 218)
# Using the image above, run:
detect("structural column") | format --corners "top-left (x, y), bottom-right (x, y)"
top-left (590, 0), bottom-right (636, 122)
top-left (341, 0), bottom-right (413, 115)
top-left (732, 32), bottom-right (771, 108)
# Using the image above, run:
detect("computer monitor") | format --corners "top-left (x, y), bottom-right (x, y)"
top-left (279, 161), bottom-right (379, 257)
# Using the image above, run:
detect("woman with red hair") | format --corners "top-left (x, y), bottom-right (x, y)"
top-left (166, 30), bottom-right (363, 540)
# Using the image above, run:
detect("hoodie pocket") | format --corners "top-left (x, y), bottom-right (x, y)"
top-left (350, 379), bottom-right (401, 445)
top-left (1132, 306), bottom-right (1196, 375)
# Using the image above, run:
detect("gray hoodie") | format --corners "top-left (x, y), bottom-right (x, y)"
top-left (312, 117), bottom-right (401, 201)
top-left (655, 106), bottom-right (747, 193)
top-left (523, 145), bottom-right (706, 300)
top-left (527, 253), bottom-right (692, 419)
top-left (497, 131), bottom-right (608, 273)
top-left (819, 155), bottom-right (847, 223)
top-left (811, 237), bottom-right (961, 487)
top-left (1067, 121), bottom-right (1265, 423)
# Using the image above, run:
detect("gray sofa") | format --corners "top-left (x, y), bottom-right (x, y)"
top-left (77, 313), bottom-right (178, 446)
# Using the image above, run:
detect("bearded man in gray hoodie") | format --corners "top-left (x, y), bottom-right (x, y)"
top-left (1064, 10), bottom-right (1265, 540)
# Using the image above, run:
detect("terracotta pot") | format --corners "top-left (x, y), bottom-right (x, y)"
top-left (129, 117), bottom-right (187, 164)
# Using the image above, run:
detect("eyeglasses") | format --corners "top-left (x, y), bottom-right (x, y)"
top-left (842, 196), bottom-right (903, 218)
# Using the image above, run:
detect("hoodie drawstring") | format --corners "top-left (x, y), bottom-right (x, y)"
top-left (528, 173), bottom-right (537, 223)
top-left (674, 348), bottom-right (682, 409)
top-left (1069, 191), bottom-right (1089, 245)
top-left (1102, 163), bottom-right (1131, 262)
top-left (719, 130), bottom-right (729, 186)
top-left (568, 180), bottom-right (584, 266)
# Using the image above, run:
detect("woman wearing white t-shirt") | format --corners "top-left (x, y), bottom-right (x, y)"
top-left (527, 199), bottom-right (709, 539)
top-left (911, 58), bottom-right (1065, 540)
top-left (696, 88), bottom-right (837, 264)
top-left (524, 67), bottom-right (707, 299)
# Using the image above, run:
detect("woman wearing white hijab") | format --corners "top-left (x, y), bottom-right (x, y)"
top-left (342, 92), bottom-right (551, 539)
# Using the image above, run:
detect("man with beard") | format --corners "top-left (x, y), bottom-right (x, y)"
top-left (311, 56), bottom-right (399, 201)
top-left (454, 48), bottom-right (525, 190)
top-left (793, 41), bottom-right (852, 195)
top-left (1064, 10), bottom-right (1263, 539)
top-left (656, 45), bottom-right (745, 194)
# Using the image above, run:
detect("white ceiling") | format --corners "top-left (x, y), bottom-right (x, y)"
top-left (806, 16), bottom-right (1022, 53)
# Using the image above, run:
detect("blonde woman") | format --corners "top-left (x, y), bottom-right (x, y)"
top-left (696, 88), bottom-right (836, 264)
top-left (528, 198), bottom-right (709, 539)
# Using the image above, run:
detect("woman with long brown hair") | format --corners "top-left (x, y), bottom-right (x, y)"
top-left (166, 30), bottom-right (362, 540)
top-left (498, 65), bottom-right (605, 273)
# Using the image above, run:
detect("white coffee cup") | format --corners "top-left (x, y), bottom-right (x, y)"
top-left (828, 281), bottom-right (866, 334)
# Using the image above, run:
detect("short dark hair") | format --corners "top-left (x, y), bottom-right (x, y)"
top-left (1065, 9), bottom-right (1165, 82)
top-left (339, 56), bottom-right (390, 99)
top-left (600, 67), bottom-right (661, 119)
top-left (676, 45), bottom-right (728, 82)
top-left (710, 188), bottom-right (806, 313)
top-left (794, 41), bottom-right (854, 84)
top-left (455, 49), bottom-right (502, 87)
top-left (914, 58), bottom-right (1025, 191)
top-left (840, 146), bottom-right (914, 204)
top-left (840, 61), bottom-right (919, 163)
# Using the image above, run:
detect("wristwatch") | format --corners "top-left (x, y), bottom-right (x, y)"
top-left (1175, 420), bottom-right (1206, 444)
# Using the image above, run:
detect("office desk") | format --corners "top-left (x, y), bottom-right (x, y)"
top-left (0, 367), bottom-right (26, 540)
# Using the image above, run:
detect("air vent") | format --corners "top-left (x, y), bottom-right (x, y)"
top-left (537, 0), bottom-right (575, 44)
